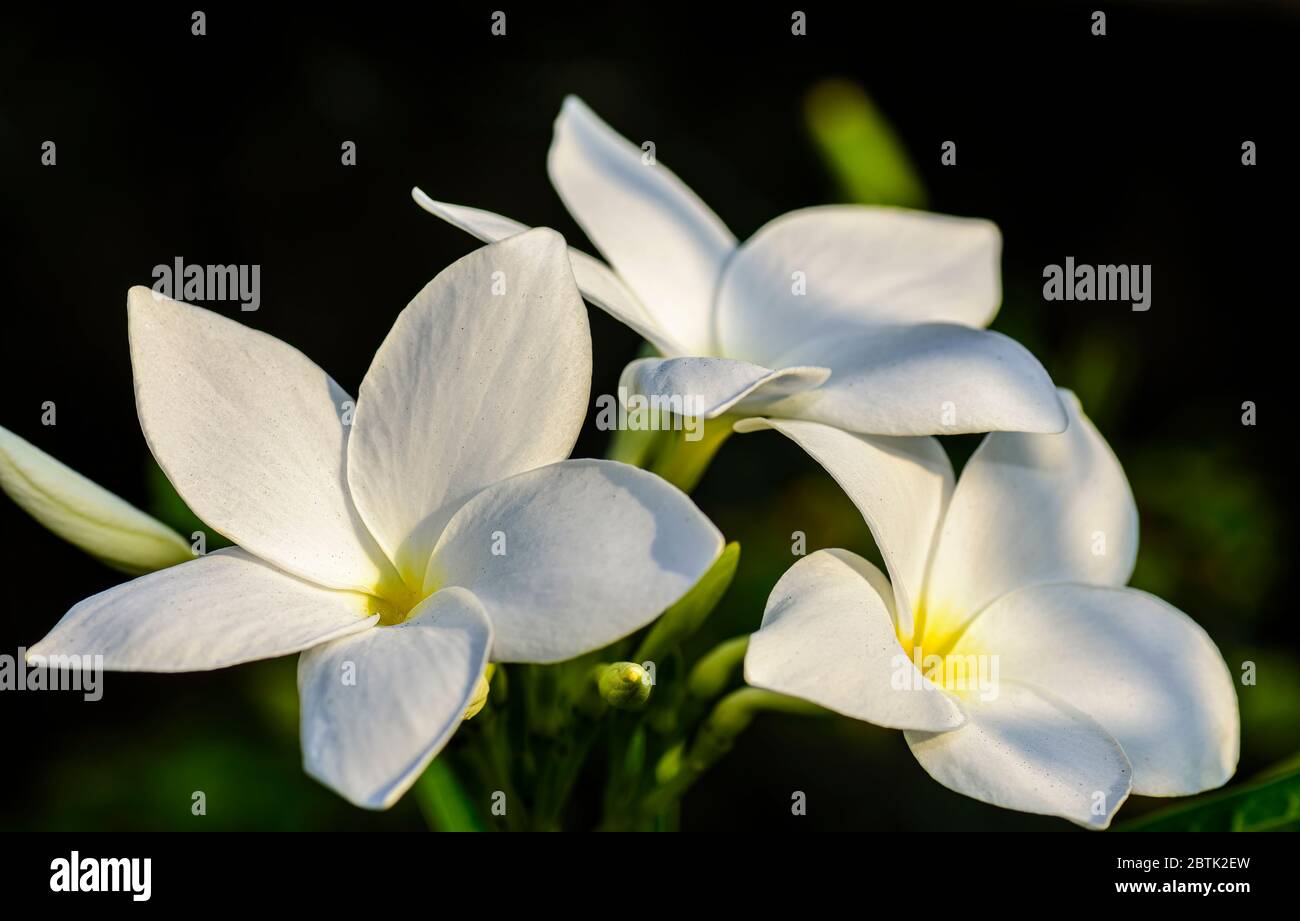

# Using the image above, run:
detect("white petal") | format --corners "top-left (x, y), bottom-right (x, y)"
top-left (924, 390), bottom-right (1138, 637)
top-left (347, 229), bottom-right (591, 586)
top-left (298, 587), bottom-right (491, 810)
top-left (956, 583), bottom-right (1238, 796)
top-left (127, 287), bottom-right (396, 595)
top-left (410, 190), bottom-right (683, 355)
top-left (27, 548), bottom-right (380, 672)
top-left (731, 418), bottom-right (951, 640)
top-left (0, 424), bottom-right (191, 575)
top-left (717, 206), bottom-right (1002, 366)
top-left (547, 96), bottom-right (736, 355)
top-left (762, 323), bottom-right (1067, 436)
top-left (746, 550), bottom-right (963, 731)
top-left (905, 682), bottom-right (1132, 829)
top-left (619, 356), bottom-right (829, 420)
top-left (426, 459), bottom-right (723, 663)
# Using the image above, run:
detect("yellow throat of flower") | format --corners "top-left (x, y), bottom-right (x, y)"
top-left (899, 601), bottom-right (990, 700)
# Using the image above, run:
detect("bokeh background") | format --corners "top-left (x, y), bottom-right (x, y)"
top-left (1, 2), bottom-right (1296, 830)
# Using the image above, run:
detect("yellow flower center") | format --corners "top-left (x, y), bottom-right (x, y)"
top-left (899, 601), bottom-right (998, 702)
top-left (368, 580), bottom-right (432, 627)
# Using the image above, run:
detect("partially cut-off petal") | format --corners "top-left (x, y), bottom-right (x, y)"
top-left (427, 459), bottom-right (723, 663)
top-left (956, 582), bottom-right (1238, 796)
top-left (127, 288), bottom-right (397, 595)
top-left (346, 229), bottom-right (591, 587)
top-left (746, 550), bottom-right (963, 731)
top-left (732, 418), bottom-right (951, 639)
top-left (924, 390), bottom-right (1138, 637)
top-left (548, 96), bottom-right (735, 355)
top-left (619, 356), bottom-right (829, 420)
top-left (298, 587), bottom-right (491, 810)
top-left (716, 205), bottom-right (1002, 366)
top-left (27, 548), bottom-right (379, 672)
top-left (762, 323), bottom-right (1067, 436)
top-left (905, 682), bottom-right (1132, 829)
top-left (0, 424), bottom-right (191, 575)
top-left (410, 190), bottom-right (682, 355)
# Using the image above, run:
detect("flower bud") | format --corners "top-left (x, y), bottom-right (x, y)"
top-left (597, 661), bottom-right (653, 710)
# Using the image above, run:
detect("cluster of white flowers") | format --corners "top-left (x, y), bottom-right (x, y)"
top-left (0, 96), bottom-right (1237, 827)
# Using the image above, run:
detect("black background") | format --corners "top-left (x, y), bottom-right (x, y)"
top-left (1, 2), bottom-right (1295, 831)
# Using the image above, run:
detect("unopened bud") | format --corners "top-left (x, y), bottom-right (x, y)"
top-left (597, 661), bottom-right (653, 710)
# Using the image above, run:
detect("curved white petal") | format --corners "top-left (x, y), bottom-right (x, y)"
top-left (619, 356), bottom-right (829, 420)
top-left (127, 287), bottom-right (396, 595)
top-left (956, 583), bottom-right (1238, 796)
top-left (547, 95), bottom-right (735, 356)
top-left (746, 549), bottom-right (964, 731)
top-left (426, 459), bottom-right (723, 663)
top-left (905, 681), bottom-right (1132, 829)
top-left (0, 425), bottom-right (191, 575)
top-left (347, 229), bottom-right (591, 587)
top-left (717, 205), bottom-right (1002, 366)
top-left (298, 587), bottom-right (491, 810)
top-left (924, 390), bottom-right (1138, 638)
top-left (732, 418), bottom-right (951, 640)
top-left (27, 548), bottom-right (380, 672)
top-left (762, 323), bottom-right (1066, 436)
top-left (410, 190), bottom-right (530, 242)
top-left (410, 190), bottom-right (683, 355)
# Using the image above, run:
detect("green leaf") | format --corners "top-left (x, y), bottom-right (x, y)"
top-left (634, 542), bottom-right (740, 664)
top-left (413, 759), bottom-right (485, 832)
top-left (804, 79), bottom-right (927, 209)
top-left (1118, 761), bottom-right (1300, 832)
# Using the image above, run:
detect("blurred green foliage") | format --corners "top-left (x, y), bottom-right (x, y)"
top-left (1120, 760), bottom-right (1300, 832)
top-left (805, 78), bottom-right (927, 209)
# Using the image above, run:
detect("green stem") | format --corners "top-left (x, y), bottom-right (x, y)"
top-left (647, 415), bottom-right (736, 494)
top-left (478, 707), bottom-right (527, 831)
top-left (532, 717), bottom-right (602, 830)
top-left (639, 688), bottom-right (820, 817)
top-left (414, 758), bottom-right (486, 832)
top-left (687, 636), bottom-right (750, 700)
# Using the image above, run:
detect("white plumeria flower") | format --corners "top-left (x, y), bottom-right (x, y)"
top-left (739, 392), bottom-right (1238, 828)
top-left (413, 95), bottom-right (1066, 437)
top-left (29, 229), bottom-right (723, 809)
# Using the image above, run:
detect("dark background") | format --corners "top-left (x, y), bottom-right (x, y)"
top-left (1, 2), bottom-right (1295, 830)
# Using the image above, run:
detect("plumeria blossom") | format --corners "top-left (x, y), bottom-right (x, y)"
top-left (28, 229), bottom-right (723, 809)
top-left (413, 95), bottom-right (1066, 437)
top-left (740, 392), bottom-right (1238, 828)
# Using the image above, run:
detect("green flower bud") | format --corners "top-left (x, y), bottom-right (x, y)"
top-left (597, 662), bottom-right (653, 710)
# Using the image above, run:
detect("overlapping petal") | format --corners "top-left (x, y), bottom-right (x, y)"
top-left (547, 95), bottom-right (735, 355)
top-left (716, 205), bottom-right (1002, 366)
top-left (28, 548), bottom-right (379, 672)
top-left (924, 390), bottom-right (1138, 638)
top-left (346, 229), bottom-right (591, 586)
top-left (956, 582), bottom-right (1238, 796)
top-left (426, 459), bottom-right (723, 663)
top-left (298, 587), bottom-right (491, 809)
top-left (761, 324), bottom-right (1066, 436)
top-left (410, 191), bottom-right (682, 355)
top-left (732, 418), bottom-right (951, 639)
top-left (905, 681), bottom-right (1132, 829)
top-left (619, 356), bottom-right (829, 420)
top-left (127, 287), bottom-right (397, 595)
top-left (746, 550), bottom-right (963, 731)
